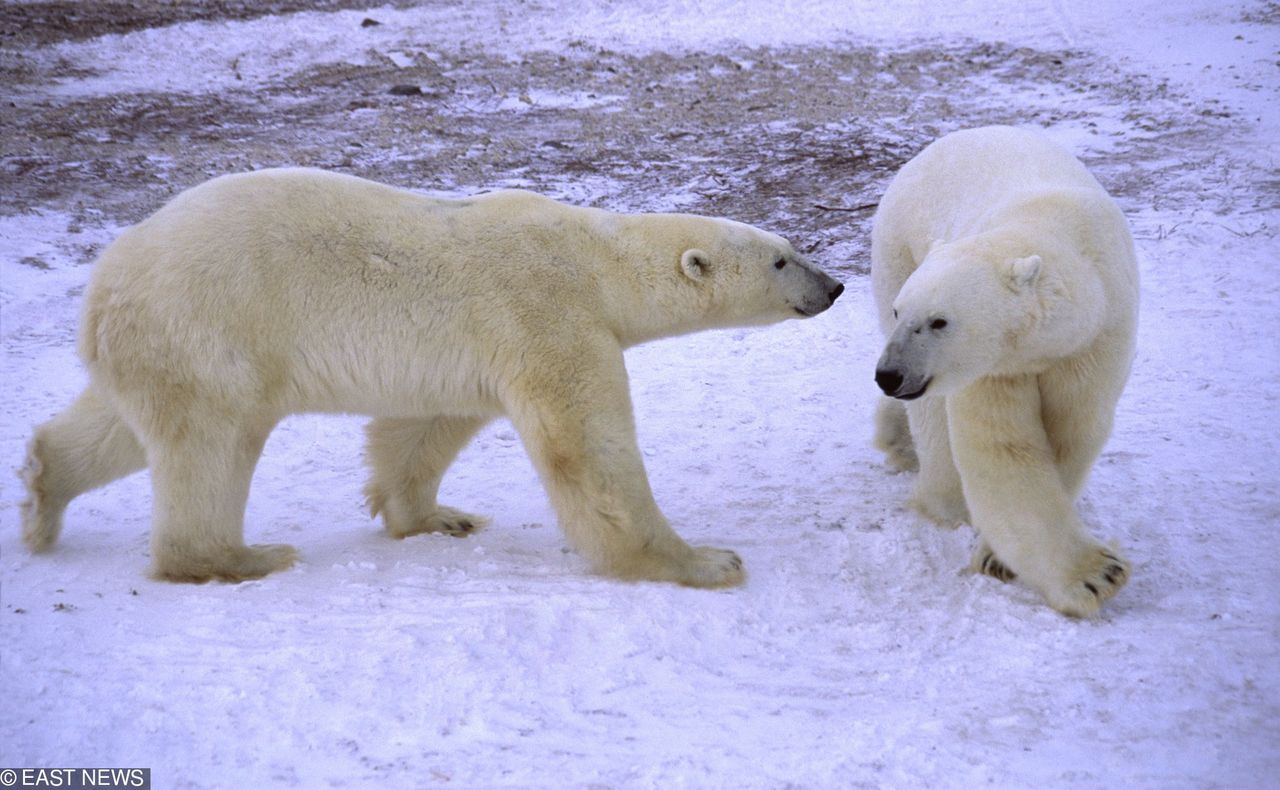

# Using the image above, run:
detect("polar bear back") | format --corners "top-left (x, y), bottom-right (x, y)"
top-left (884, 126), bottom-right (1105, 216)
top-left (79, 169), bottom-right (607, 418)
top-left (876, 128), bottom-right (1111, 259)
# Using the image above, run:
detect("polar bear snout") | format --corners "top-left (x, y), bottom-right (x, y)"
top-left (797, 280), bottom-right (844, 316)
top-left (874, 367), bottom-right (903, 396)
top-left (874, 364), bottom-right (930, 400)
top-left (788, 269), bottom-right (844, 317)
top-left (875, 332), bottom-right (933, 399)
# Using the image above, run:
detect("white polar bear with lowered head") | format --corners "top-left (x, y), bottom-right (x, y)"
top-left (871, 126), bottom-right (1138, 617)
top-left (21, 168), bottom-right (843, 587)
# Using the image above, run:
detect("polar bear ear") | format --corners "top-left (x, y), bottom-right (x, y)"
top-left (680, 249), bottom-right (711, 281)
top-left (1005, 255), bottom-right (1042, 292)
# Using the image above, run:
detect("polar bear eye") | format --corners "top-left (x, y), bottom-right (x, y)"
top-left (774, 258), bottom-right (787, 270)
top-left (930, 318), bottom-right (948, 331)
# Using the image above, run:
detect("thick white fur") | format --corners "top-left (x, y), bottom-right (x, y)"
top-left (871, 127), bottom-right (1139, 617)
top-left (21, 168), bottom-right (842, 586)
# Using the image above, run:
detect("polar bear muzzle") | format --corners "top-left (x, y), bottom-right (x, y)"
top-left (874, 314), bottom-right (942, 400)
top-left (874, 366), bottom-right (931, 400)
top-left (783, 259), bottom-right (844, 316)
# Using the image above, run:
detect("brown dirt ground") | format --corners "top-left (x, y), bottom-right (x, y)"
top-left (1, 2), bottom-right (1248, 277)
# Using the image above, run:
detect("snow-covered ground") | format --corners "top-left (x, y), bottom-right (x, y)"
top-left (2, 1), bottom-right (1277, 787)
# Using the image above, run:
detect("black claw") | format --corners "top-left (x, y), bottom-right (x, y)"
top-left (980, 552), bottom-right (1016, 582)
top-left (1084, 581), bottom-right (1099, 598)
top-left (1104, 571), bottom-right (1117, 585)
top-left (1102, 552), bottom-right (1121, 563)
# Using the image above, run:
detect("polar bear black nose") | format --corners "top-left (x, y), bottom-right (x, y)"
top-left (829, 283), bottom-right (845, 303)
top-left (875, 367), bottom-right (903, 396)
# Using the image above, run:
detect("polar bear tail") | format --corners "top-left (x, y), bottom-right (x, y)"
top-left (20, 386), bottom-right (147, 551)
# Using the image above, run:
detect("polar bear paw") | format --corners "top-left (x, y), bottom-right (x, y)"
top-left (677, 546), bottom-right (746, 589)
top-left (608, 543), bottom-right (745, 588)
top-left (153, 543), bottom-right (299, 583)
top-left (385, 505), bottom-right (490, 539)
top-left (19, 439), bottom-right (62, 552)
top-left (908, 489), bottom-right (970, 528)
top-left (1044, 546), bottom-right (1130, 618)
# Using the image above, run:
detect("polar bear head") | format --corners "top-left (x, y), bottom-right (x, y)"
top-left (669, 217), bottom-right (844, 329)
top-left (601, 212), bottom-right (843, 345)
top-left (875, 239), bottom-right (1060, 400)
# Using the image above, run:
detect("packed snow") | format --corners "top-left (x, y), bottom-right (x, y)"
top-left (2, 1), bottom-right (1277, 787)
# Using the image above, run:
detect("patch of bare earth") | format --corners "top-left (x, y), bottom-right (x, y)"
top-left (1, 2), bottom-right (1247, 277)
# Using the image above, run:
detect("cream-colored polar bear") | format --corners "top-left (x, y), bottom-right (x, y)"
top-left (871, 126), bottom-right (1138, 617)
top-left (22, 168), bottom-right (843, 586)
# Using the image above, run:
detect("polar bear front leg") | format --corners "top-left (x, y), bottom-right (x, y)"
top-left (505, 342), bottom-right (744, 589)
top-left (947, 378), bottom-right (1129, 616)
top-left (364, 416), bottom-right (491, 538)
top-left (873, 397), bottom-right (918, 472)
top-left (146, 415), bottom-right (296, 582)
top-left (904, 397), bottom-right (969, 526)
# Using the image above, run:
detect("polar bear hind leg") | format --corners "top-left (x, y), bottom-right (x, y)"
top-left (145, 409), bottom-right (296, 582)
top-left (364, 416), bottom-right (492, 538)
top-left (21, 386), bottom-right (147, 551)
